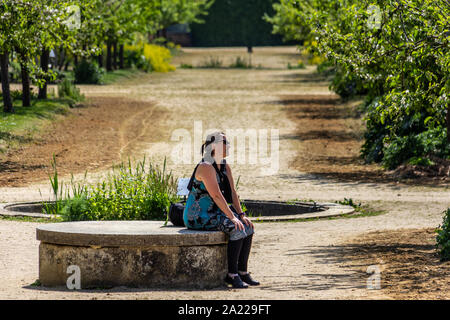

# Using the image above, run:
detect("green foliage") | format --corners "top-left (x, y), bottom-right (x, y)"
top-left (57, 78), bottom-right (85, 102)
top-left (123, 47), bottom-right (152, 72)
top-left (229, 56), bottom-right (251, 69)
top-left (381, 127), bottom-right (449, 169)
top-left (42, 155), bottom-right (179, 221)
top-left (74, 59), bottom-right (104, 84)
top-left (335, 198), bottom-right (362, 209)
top-left (198, 56), bottom-right (223, 68)
top-left (266, 0), bottom-right (450, 169)
top-left (436, 208), bottom-right (450, 261)
top-left (7, 89), bottom-right (37, 101)
top-left (287, 60), bottom-right (306, 70)
top-left (124, 43), bottom-right (175, 72)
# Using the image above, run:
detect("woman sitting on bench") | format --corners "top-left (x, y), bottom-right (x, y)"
top-left (183, 131), bottom-right (260, 289)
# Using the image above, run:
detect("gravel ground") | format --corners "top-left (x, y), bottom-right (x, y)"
top-left (0, 47), bottom-right (448, 299)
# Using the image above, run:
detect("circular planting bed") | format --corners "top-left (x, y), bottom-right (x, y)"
top-left (0, 199), bottom-right (354, 222)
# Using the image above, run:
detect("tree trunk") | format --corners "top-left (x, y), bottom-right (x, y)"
top-left (58, 47), bottom-right (66, 71)
top-left (74, 55), bottom-right (78, 67)
top-left (38, 48), bottom-right (49, 100)
top-left (0, 51), bottom-right (14, 113)
top-left (97, 52), bottom-right (103, 68)
top-left (162, 28), bottom-right (168, 45)
top-left (106, 41), bottom-right (112, 71)
top-left (119, 44), bottom-right (124, 69)
top-left (20, 62), bottom-right (31, 107)
top-left (113, 41), bottom-right (117, 70)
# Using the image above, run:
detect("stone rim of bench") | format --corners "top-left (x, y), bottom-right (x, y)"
top-left (36, 221), bottom-right (227, 247)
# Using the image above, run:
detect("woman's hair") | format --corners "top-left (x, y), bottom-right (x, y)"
top-left (201, 131), bottom-right (225, 160)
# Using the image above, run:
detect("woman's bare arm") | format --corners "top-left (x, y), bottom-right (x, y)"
top-left (225, 163), bottom-right (244, 214)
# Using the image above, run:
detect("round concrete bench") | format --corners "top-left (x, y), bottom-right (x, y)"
top-left (36, 221), bottom-right (228, 289)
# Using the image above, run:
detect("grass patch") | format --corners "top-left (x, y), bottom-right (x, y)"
top-left (101, 68), bottom-right (146, 85)
top-left (0, 98), bottom-right (74, 153)
top-left (0, 215), bottom-right (62, 223)
top-left (30, 279), bottom-right (42, 287)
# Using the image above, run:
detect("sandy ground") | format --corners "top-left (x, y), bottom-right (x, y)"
top-left (0, 46), bottom-right (449, 299)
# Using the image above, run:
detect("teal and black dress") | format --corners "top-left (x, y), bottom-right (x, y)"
top-left (183, 164), bottom-right (254, 241)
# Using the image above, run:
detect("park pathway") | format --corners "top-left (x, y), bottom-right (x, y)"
top-left (0, 47), bottom-right (448, 299)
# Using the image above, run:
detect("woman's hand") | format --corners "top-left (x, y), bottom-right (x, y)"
top-left (240, 215), bottom-right (254, 229)
top-left (231, 217), bottom-right (245, 231)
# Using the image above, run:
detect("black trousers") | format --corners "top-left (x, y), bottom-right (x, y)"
top-left (227, 233), bottom-right (253, 274)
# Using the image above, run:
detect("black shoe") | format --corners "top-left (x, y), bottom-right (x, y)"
top-left (239, 272), bottom-right (260, 286)
top-left (224, 274), bottom-right (248, 289)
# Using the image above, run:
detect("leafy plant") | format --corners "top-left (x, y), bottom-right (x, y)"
top-left (57, 78), bottom-right (85, 102)
top-left (41, 155), bottom-right (179, 222)
top-left (74, 59), bottom-right (104, 84)
top-left (335, 198), bottom-right (362, 209)
top-left (436, 208), bottom-right (450, 261)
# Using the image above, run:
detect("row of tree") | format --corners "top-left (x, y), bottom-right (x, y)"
top-left (0, 0), bottom-right (213, 113)
top-left (265, 0), bottom-right (449, 169)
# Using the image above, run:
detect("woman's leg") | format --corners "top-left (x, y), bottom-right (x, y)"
top-left (227, 238), bottom-right (244, 276)
top-left (238, 233), bottom-right (253, 273)
top-left (236, 233), bottom-right (260, 285)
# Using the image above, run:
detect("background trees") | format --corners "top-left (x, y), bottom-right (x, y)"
top-left (0, 0), bottom-right (212, 112)
top-left (266, 0), bottom-right (449, 170)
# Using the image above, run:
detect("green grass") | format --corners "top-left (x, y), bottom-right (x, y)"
top-left (0, 215), bottom-right (62, 223)
top-left (0, 98), bottom-right (73, 154)
top-left (30, 279), bottom-right (42, 287)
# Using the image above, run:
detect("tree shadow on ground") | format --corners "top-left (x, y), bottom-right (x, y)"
top-left (258, 234), bottom-right (446, 295)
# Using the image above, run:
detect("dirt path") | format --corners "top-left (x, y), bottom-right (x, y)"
top-left (0, 47), bottom-right (449, 299)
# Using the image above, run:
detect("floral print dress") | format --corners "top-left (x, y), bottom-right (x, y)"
top-left (183, 168), bottom-right (254, 241)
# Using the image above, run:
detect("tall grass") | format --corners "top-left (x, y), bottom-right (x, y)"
top-left (198, 56), bottom-right (223, 68)
top-left (229, 56), bottom-right (251, 69)
top-left (40, 155), bottom-right (180, 221)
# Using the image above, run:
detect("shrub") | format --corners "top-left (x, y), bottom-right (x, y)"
top-left (57, 78), bottom-right (85, 102)
top-left (180, 63), bottom-right (193, 69)
top-left (9, 89), bottom-right (37, 101)
top-left (124, 43), bottom-right (175, 72)
top-left (381, 127), bottom-right (449, 170)
top-left (436, 208), bottom-right (450, 261)
top-left (60, 195), bottom-right (91, 221)
top-left (74, 59), bottom-right (104, 84)
top-left (123, 47), bottom-right (152, 72)
top-left (44, 156), bottom-right (180, 221)
top-left (143, 44), bottom-right (176, 72)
